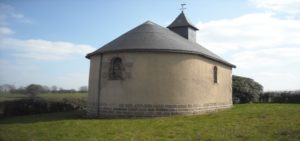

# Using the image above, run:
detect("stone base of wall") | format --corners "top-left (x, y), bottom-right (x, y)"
top-left (87, 103), bottom-right (232, 118)
top-left (86, 103), bottom-right (98, 117)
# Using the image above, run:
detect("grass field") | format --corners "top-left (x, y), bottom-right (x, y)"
top-left (0, 94), bottom-right (27, 102)
top-left (0, 93), bottom-right (87, 102)
top-left (0, 104), bottom-right (299, 141)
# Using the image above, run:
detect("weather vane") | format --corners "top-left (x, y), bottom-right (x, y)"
top-left (180, 3), bottom-right (186, 12)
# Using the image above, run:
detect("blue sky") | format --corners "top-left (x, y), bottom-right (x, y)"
top-left (1, 0), bottom-right (300, 90)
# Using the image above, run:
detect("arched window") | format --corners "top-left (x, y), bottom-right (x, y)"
top-left (213, 66), bottom-right (218, 83)
top-left (109, 57), bottom-right (124, 80)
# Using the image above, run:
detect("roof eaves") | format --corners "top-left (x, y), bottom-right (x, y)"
top-left (86, 49), bottom-right (236, 68)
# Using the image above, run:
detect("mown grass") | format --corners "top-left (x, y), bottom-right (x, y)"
top-left (0, 104), bottom-right (299, 141)
top-left (37, 93), bottom-right (87, 102)
top-left (0, 93), bottom-right (87, 102)
top-left (0, 94), bottom-right (27, 102)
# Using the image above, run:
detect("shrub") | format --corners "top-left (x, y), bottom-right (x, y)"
top-left (62, 97), bottom-right (86, 110)
top-left (232, 75), bottom-right (263, 104)
top-left (25, 84), bottom-right (45, 98)
top-left (0, 97), bottom-right (86, 117)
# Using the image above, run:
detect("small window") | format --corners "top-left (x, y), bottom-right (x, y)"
top-left (109, 57), bottom-right (124, 80)
top-left (213, 66), bottom-right (218, 83)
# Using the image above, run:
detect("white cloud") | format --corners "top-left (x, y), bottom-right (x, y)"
top-left (254, 72), bottom-right (300, 91)
top-left (0, 38), bottom-right (96, 60)
top-left (231, 47), bottom-right (300, 69)
top-left (198, 13), bottom-right (300, 54)
top-left (0, 3), bottom-right (94, 89)
top-left (250, 0), bottom-right (300, 14)
top-left (0, 26), bottom-right (14, 37)
top-left (197, 12), bottom-right (300, 90)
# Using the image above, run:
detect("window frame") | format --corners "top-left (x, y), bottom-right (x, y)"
top-left (109, 57), bottom-right (124, 80)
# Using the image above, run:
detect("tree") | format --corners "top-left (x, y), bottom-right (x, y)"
top-left (10, 86), bottom-right (25, 94)
top-left (232, 75), bottom-right (263, 103)
top-left (25, 84), bottom-right (44, 97)
top-left (51, 85), bottom-right (58, 92)
top-left (0, 84), bottom-right (16, 93)
top-left (79, 86), bottom-right (88, 92)
top-left (42, 85), bottom-right (50, 93)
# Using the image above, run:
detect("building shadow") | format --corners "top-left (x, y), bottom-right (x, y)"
top-left (0, 110), bottom-right (163, 124)
top-left (0, 110), bottom-right (87, 124)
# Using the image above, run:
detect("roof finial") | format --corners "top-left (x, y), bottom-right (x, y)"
top-left (180, 4), bottom-right (186, 12)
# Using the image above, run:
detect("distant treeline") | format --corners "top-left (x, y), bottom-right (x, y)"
top-left (0, 84), bottom-right (88, 95)
top-left (260, 91), bottom-right (300, 103)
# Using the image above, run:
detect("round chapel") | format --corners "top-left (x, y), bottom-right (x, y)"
top-left (86, 12), bottom-right (235, 118)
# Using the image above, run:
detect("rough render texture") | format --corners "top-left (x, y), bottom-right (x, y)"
top-left (87, 52), bottom-right (233, 117)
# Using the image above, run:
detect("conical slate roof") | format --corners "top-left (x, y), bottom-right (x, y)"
top-left (167, 12), bottom-right (198, 30)
top-left (86, 21), bottom-right (235, 68)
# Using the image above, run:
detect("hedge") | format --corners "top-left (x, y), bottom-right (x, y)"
top-left (259, 91), bottom-right (300, 103)
top-left (0, 97), bottom-right (86, 117)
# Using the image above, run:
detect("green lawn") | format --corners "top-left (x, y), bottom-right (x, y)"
top-left (0, 93), bottom-right (87, 102)
top-left (0, 94), bottom-right (28, 102)
top-left (0, 104), bottom-right (299, 141)
top-left (36, 93), bottom-right (87, 101)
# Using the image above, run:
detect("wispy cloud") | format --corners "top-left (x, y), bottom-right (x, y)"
top-left (0, 3), bottom-right (95, 61)
top-left (197, 12), bottom-right (300, 90)
top-left (0, 26), bottom-right (14, 37)
top-left (250, 0), bottom-right (300, 14)
top-left (0, 3), bottom-right (32, 25)
top-left (0, 3), bottom-right (95, 89)
top-left (0, 38), bottom-right (95, 60)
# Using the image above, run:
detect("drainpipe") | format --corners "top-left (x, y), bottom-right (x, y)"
top-left (97, 54), bottom-right (103, 117)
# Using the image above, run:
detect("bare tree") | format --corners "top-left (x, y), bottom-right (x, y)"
top-left (79, 86), bottom-right (88, 92)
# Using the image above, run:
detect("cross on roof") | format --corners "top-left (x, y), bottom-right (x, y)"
top-left (180, 4), bottom-right (186, 12)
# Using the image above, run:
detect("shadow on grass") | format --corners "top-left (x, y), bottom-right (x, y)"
top-left (0, 110), bottom-right (87, 124)
top-left (0, 110), bottom-right (168, 124)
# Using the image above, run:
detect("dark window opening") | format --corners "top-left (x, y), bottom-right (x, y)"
top-left (109, 57), bottom-right (124, 80)
top-left (213, 66), bottom-right (218, 83)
